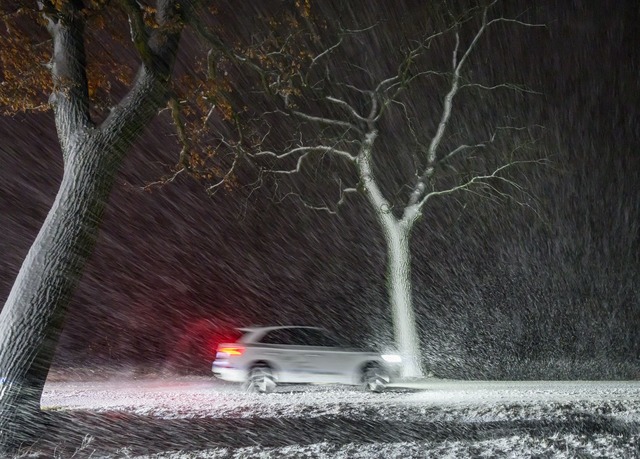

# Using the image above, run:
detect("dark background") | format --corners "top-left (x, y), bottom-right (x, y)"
top-left (1, 0), bottom-right (639, 379)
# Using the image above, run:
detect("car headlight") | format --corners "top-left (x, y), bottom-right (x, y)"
top-left (381, 354), bottom-right (402, 363)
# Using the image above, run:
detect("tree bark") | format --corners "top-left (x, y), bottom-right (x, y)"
top-left (382, 221), bottom-right (423, 378)
top-left (0, 137), bottom-right (125, 450)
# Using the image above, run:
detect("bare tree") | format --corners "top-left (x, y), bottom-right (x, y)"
top-left (192, 1), bottom-right (543, 378)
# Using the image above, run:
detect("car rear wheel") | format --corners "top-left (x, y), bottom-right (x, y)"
top-left (362, 364), bottom-right (389, 393)
top-left (245, 364), bottom-right (276, 394)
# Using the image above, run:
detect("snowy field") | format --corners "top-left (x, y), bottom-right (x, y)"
top-left (29, 377), bottom-right (640, 458)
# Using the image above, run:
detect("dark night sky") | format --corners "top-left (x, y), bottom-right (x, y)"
top-left (1, 0), bottom-right (639, 378)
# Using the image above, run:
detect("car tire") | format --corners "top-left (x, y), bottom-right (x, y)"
top-left (362, 364), bottom-right (389, 393)
top-left (245, 364), bottom-right (276, 394)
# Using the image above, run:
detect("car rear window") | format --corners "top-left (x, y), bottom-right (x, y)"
top-left (259, 328), bottom-right (296, 345)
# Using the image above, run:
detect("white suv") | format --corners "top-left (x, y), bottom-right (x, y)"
top-left (212, 326), bottom-right (402, 393)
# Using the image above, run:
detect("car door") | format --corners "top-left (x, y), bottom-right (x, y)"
top-left (257, 328), bottom-right (316, 383)
top-left (302, 329), bottom-right (355, 384)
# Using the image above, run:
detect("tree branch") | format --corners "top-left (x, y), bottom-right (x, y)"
top-left (119, 0), bottom-right (154, 67)
top-left (437, 125), bottom-right (543, 168)
top-left (251, 145), bottom-right (357, 174)
top-left (325, 96), bottom-right (368, 123)
top-left (416, 159), bottom-right (544, 209)
top-left (142, 167), bottom-right (185, 191)
top-left (290, 108), bottom-right (363, 134)
top-left (438, 142), bottom-right (488, 165)
top-left (42, 0), bottom-right (92, 159)
top-left (99, 0), bottom-right (183, 142)
top-left (274, 185), bottom-right (359, 215)
top-left (460, 82), bottom-right (542, 95)
top-left (308, 37), bottom-right (343, 70)
top-left (486, 17), bottom-right (546, 29)
top-left (206, 153), bottom-right (241, 193)
top-left (168, 96), bottom-right (190, 170)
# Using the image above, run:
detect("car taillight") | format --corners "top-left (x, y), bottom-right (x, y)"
top-left (218, 345), bottom-right (245, 356)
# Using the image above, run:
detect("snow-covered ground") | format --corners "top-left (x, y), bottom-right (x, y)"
top-left (37, 377), bottom-right (640, 458)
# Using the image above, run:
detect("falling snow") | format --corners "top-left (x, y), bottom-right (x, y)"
top-left (2, 0), bottom-right (640, 456)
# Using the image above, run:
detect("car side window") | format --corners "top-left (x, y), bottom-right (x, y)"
top-left (287, 328), bottom-right (316, 346)
top-left (260, 329), bottom-right (295, 345)
top-left (302, 329), bottom-right (341, 347)
top-left (258, 328), bottom-right (341, 347)
top-left (320, 331), bottom-right (341, 348)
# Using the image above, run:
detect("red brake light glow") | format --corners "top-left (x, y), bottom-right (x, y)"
top-left (218, 345), bottom-right (245, 356)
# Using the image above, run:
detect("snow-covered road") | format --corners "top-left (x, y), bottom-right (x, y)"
top-left (34, 377), bottom-right (640, 458)
top-left (43, 377), bottom-right (640, 418)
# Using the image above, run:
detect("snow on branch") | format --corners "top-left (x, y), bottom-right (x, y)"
top-left (438, 142), bottom-right (489, 165)
top-left (308, 37), bottom-right (344, 70)
top-left (416, 159), bottom-right (546, 211)
top-left (459, 82), bottom-right (543, 95)
top-left (485, 16), bottom-right (546, 29)
top-left (250, 145), bottom-right (356, 176)
top-left (325, 96), bottom-right (369, 123)
top-left (206, 153), bottom-right (241, 194)
top-left (274, 185), bottom-right (359, 215)
top-left (289, 109), bottom-right (363, 134)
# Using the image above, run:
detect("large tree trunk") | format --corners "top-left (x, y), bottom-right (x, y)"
top-left (358, 131), bottom-right (424, 378)
top-left (0, 138), bottom-right (124, 448)
top-left (382, 220), bottom-right (424, 378)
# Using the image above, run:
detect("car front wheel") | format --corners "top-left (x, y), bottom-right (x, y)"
top-left (362, 365), bottom-right (390, 393)
top-left (245, 364), bottom-right (276, 394)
